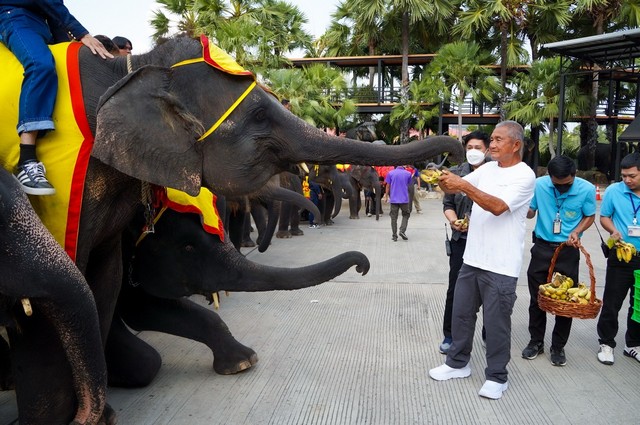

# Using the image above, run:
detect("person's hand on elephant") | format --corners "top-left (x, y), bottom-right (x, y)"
top-left (80, 34), bottom-right (114, 60)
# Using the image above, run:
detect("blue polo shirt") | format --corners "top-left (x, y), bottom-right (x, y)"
top-left (530, 175), bottom-right (596, 242)
top-left (600, 181), bottom-right (640, 251)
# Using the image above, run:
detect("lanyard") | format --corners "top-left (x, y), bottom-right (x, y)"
top-left (629, 193), bottom-right (640, 225)
top-left (553, 189), bottom-right (566, 220)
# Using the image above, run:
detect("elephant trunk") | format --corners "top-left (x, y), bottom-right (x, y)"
top-left (258, 199), bottom-right (279, 253)
top-left (331, 183), bottom-right (342, 218)
top-left (284, 121), bottom-right (464, 166)
top-left (225, 251), bottom-right (370, 292)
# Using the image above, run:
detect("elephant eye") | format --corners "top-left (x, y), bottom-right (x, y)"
top-left (184, 244), bottom-right (195, 253)
top-left (255, 108), bottom-right (266, 121)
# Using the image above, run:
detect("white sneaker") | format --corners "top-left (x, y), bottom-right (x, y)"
top-left (478, 380), bottom-right (508, 399)
top-left (428, 364), bottom-right (471, 381)
top-left (624, 346), bottom-right (640, 362)
top-left (597, 344), bottom-right (614, 365)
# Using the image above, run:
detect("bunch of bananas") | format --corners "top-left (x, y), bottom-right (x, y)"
top-left (453, 214), bottom-right (469, 230)
top-left (611, 239), bottom-right (636, 263)
top-left (539, 272), bottom-right (591, 304)
top-left (420, 169), bottom-right (442, 184)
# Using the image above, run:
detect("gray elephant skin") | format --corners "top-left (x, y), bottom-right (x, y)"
top-left (0, 168), bottom-right (107, 425)
top-left (107, 200), bottom-right (369, 387)
top-left (1, 36), bottom-right (462, 423)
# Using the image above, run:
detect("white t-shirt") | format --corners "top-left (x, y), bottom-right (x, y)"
top-left (462, 161), bottom-right (536, 278)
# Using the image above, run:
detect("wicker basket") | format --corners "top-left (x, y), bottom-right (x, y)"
top-left (538, 242), bottom-right (602, 319)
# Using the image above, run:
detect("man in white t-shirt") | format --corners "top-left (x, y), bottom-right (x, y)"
top-left (428, 121), bottom-right (536, 400)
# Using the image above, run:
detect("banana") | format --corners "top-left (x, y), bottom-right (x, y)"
top-left (567, 288), bottom-right (580, 295)
top-left (420, 169), bottom-right (442, 184)
top-left (577, 288), bottom-right (589, 298)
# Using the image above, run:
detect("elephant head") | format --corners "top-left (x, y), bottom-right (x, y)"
top-left (92, 36), bottom-right (463, 198)
top-left (0, 169), bottom-right (106, 424)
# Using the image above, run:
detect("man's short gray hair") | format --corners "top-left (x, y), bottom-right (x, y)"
top-left (495, 120), bottom-right (524, 157)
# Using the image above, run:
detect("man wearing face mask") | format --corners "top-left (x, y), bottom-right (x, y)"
top-left (439, 131), bottom-right (490, 354)
top-left (522, 155), bottom-right (595, 366)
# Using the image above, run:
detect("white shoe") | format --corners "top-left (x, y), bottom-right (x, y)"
top-left (428, 364), bottom-right (471, 381)
top-left (598, 344), bottom-right (614, 365)
top-left (624, 346), bottom-right (640, 362)
top-left (478, 380), bottom-right (508, 399)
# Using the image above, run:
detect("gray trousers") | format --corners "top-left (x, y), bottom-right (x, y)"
top-left (389, 203), bottom-right (410, 236)
top-left (445, 264), bottom-right (517, 384)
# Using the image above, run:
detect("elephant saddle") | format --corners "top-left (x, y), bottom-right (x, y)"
top-left (0, 42), bottom-right (92, 262)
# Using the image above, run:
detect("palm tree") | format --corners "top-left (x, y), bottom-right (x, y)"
top-left (504, 57), bottom-right (590, 158)
top-left (427, 41), bottom-right (502, 141)
top-left (454, 0), bottom-right (530, 119)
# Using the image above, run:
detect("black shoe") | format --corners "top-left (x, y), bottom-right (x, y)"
top-left (399, 232), bottom-right (408, 240)
top-left (14, 160), bottom-right (55, 195)
top-left (522, 341), bottom-right (544, 360)
top-left (550, 347), bottom-right (566, 366)
top-left (392, 235), bottom-right (398, 241)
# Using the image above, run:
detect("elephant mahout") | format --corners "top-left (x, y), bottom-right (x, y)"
top-left (0, 168), bottom-right (107, 425)
top-left (0, 35), bottom-right (462, 423)
top-left (106, 187), bottom-right (369, 387)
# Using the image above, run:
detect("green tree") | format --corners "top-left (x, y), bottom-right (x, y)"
top-left (504, 57), bottom-right (590, 158)
top-left (427, 41), bottom-right (502, 141)
top-left (454, 0), bottom-right (530, 118)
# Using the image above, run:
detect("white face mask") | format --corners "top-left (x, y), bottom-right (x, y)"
top-left (466, 149), bottom-right (486, 166)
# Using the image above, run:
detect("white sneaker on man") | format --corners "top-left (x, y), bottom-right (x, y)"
top-left (597, 344), bottom-right (614, 365)
top-left (428, 364), bottom-right (471, 381)
top-left (478, 380), bottom-right (508, 399)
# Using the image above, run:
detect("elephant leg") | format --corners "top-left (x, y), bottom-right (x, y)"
top-left (0, 333), bottom-right (13, 390)
top-left (119, 287), bottom-right (257, 375)
top-left (241, 211), bottom-right (256, 248)
top-left (289, 206), bottom-right (304, 236)
top-left (251, 201), bottom-right (268, 245)
top-left (276, 200), bottom-right (292, 238)
top-left (324, 192), bottom-right (335, 225)
top-left (104, 315), bottom-right (162, 388)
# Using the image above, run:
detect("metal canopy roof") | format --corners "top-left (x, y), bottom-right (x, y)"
top-left (542, 28), bottom-right (640, 65)
top-left (619, 114), bottom-right (640, 141)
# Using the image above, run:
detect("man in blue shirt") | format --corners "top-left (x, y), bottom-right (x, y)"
top-left (384, 165), bottom-right (412, 241)
top-left (597, 152), bottom-right (640, 365)
top-left (522, 155), bottom-right (595, 366)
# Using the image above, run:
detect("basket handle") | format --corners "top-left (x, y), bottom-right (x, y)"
top-left (546, 242), bottom-right (597, 304)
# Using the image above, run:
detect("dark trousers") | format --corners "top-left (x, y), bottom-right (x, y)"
top-left (443, 237), bottom-right (466, 339)
top-left (389, 203), bottom-right (410, 237)
top-left (597, 254), bottom-right (640, 348)
top-left (526, 242), bottom-right (579, 349)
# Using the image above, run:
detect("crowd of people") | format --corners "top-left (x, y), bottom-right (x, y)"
top-left (426, 121), bottom-right (639, 401)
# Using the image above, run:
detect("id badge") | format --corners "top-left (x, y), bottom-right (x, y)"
top-left (628, 225), bottom-right (640, 237)
top-left (553, 218), bottom-right (562, 234)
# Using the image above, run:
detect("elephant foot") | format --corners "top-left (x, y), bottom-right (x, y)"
top-left (241, 239), bottom-right (256, 247)
top-left (213, 344), bottom-right (259, 375)
top-left (325, 219), bottom-right (334, 225)
top-left (276, 230), bottom-right (292, 239)
top-left (349, 215), bottom-right (359, 219)
top-left (290, 228), bottom-right (304, 236)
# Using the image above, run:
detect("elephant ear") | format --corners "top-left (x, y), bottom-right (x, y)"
top-left (93, 65), bottom-right (204, 196)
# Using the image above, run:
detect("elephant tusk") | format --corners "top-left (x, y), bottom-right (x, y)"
top-left (21, 298), bottom-right (32, 316)
top-left (225, 291), bottom-right (230, 297)
top-left (300, 163), bottom-right (309, 174)
top-left (212, 292), bottom-right (219, 310)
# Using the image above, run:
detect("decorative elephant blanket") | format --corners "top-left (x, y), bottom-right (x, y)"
top-left (0, 41), bottom-right (92, 262)
top-left (153, 186), bottom-right (224, 242)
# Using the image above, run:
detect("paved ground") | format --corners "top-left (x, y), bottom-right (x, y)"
top-left (1, 193), bottom-right (639, 424)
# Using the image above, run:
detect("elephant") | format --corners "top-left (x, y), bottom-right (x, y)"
top-left (0, 35), bottom-right (462, 423)
top-left (346, 165), bottom-right (382, 220)
top-left (0, 168), bottom-right (107, 425)
top-left (345, 122), bottom-right (378, 141)
top-left (577, 141), bottom-right (630, 180)
top-left (276, 171), bottom-right (306, 238)
top-left (105, 194), bottom-right (370, 387)
top-left (308, 164), bottom-right (353, 223)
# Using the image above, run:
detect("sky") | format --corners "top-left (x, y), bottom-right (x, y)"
top-left (65, 0), bottom-right (341, 56)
